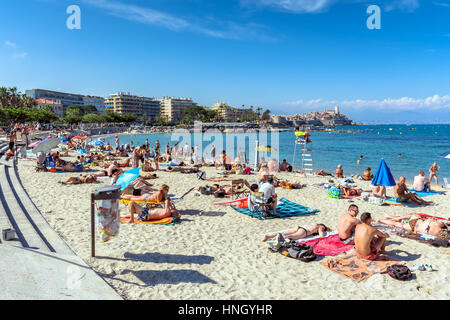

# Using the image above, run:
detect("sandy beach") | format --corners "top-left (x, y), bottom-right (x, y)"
top-left (17, 155), bottom-right (450, 300)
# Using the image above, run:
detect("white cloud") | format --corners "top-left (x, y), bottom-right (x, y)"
top-left (240, 0), bottom-right (335, 13)
top-left (242, 0), bottom-right (422, 13)
top-left (5, 41), bottom-right (17, 48)
top-left (12, 52), bottom-right (28, 58)
top-left (283, 94), bottom-right (450, 112)
top-left (432, 1), bottom-right (450, 7)
top-left (385, 0), bottom-right (420, 12)
top-left (83, 0), bottom-right (276, 41)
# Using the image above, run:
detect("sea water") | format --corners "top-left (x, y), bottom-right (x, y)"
top-left (104, 124), bottom-right (449, 182)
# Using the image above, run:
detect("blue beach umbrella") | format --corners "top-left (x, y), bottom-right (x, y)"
top-left (371, 159), bottom-right (396, 187)
top-left (88, 139), bottom-right (105, 146)
top-left (439, 152), bottom-right (450, 159)
top-left (60, 137), bottom-right (69, 143)
top-left (116, 167), bottom-right (140, 191)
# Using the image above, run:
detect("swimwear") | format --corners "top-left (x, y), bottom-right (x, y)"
top-left (397, 196), bottom-right (408, 203)
top-left (356, 247), bottom-right (379, 260)
top-left (298, 226), bottom-right (309, 237)
top-left (138, 208), bottom-right (149, 221)
top-left (339, 236), bottom-right (355, 245)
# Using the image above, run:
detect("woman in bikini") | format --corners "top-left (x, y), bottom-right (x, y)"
top-left (262, 223), bottom-right (330, 242)
top-left (428, 162), bottom-right (440, 188)
top-left (377, 214), bottom-right (450, 238)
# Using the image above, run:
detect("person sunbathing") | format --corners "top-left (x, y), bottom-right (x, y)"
top-left (118, 158), bottom-right (131, 168)
top-left (129, 177), bottom-right (157, 193)
top-left (337, 204), bottom-right (361, 244)
top-left (371, 185), bottom-right (386, 198)
top-left (316, 169), bottom-right (332, 176)
top-left (354, 212), bottom-right (389, 260)
top-left (60, 174), bottom-right (97, 184)
top-left (262, 223), bottom-right (329, 242)
top-left (340, 186), bottom-right (363, 197)
top-left (394, 176), bottom-right (433, 205)
top-left (122, 184), bottom-right (169, 202)
top-left (128, 198), bottom-right (180, 223)
top-left (377, 214), bottom-right (450, 238)
top-left (362, 168), bottom-right (374, 181)
top-left (335, 165), bottom-right (344, 178)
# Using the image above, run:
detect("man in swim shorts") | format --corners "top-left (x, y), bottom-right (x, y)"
top-left (394, 176), bottom-right (433, 205)
top-left (355, 212), bottom-right (389, 260)
top-left (128, 198), bottom-right (180, 223)
top-left (337, 204), bottom-right (361, 244)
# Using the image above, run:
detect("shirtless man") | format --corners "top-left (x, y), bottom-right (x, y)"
top-left (262, 223), bottom-right (329, 242)
top-left (354, 212), bottom-right (389, 260)
top-left (8, 130), bottom-right (17, 153)
top-left (128, 198), bottom-right (180, 223)
top-left (121, 184), bottom-right (169, 202)
top-left (337, 204), bottom-right (361, 244)
top-left (394, 176), bottom-right (432, 205)
top-left (377, 214), bottom-right (450, 238)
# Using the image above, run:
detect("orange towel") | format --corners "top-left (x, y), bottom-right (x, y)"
top-left (120, 215), bottom-right (174, 225)
top-left (321, 253), bottom-right (397, 282)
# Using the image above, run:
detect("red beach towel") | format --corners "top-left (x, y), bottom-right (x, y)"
top-left (297, 234), bottom-right (354, 256)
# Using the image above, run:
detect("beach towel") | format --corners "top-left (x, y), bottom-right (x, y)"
top-left (120, 215), bottom-right (179, 225)
top-left (231, 197), bottom-right (319, 220)
top-left (409, 189), bottom-right (444, 197)
top-left (321, 253), bottom-right (397, 282)
top-left (297, 234), bottom-right (355, 256)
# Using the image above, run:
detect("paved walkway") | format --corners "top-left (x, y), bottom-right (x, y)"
top-left (0, 140), bottom-right (121, 300)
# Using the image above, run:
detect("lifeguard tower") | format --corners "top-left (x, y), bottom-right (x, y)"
top-left (292, 128), bottom-right (314, 175)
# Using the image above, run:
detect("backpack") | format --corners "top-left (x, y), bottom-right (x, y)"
top-left (387, 264), bottom-right (412, 281)
top-left (287, 242), bottom-right (317, 262)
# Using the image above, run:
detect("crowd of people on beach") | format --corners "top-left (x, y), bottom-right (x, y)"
top-left (3, 122), bottom-right (448, 260)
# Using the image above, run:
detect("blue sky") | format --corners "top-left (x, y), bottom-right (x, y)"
top-left (1, 0), bottom-right (450, 123)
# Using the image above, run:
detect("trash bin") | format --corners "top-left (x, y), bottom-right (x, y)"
top-left (91, 185), bottom-right (121, 256)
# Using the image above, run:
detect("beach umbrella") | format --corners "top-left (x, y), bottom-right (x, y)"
top-left (32, 137), bottom-right (61, 154)
top-left (115, 167), bottom-right (140, 191)
top-left (371, 159), bottom-right (396, 187)
top-left (439, 152), bottom-right (450, 159)
top-left (60, 137), bottom-right (69, 143)
top-left (255, 145), bottom-right (277, 153)
top-left (88, 140), bottom-right (105, 146)
top-left (72, 135), bottom-right (84, 140)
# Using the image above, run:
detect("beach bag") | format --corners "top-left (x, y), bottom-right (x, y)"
top-left (387, 265), bottom-right (412, 281)
top-left (288, 242), bottom-right (317, 262)
top-left (328, 188), bottom-right (342, 199)
top-left (368, 196), bottom-right (385, 206)
top-left (200, 186), bottom-right (212, 195)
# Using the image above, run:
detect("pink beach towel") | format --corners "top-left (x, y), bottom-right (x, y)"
top-left (297, 234), bottom-right (354, 256)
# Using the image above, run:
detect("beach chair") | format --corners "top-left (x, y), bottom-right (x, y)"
top-left (231, 179), bottom-right (249, 199)
top-left (444, 177), bottom-right (450, 189)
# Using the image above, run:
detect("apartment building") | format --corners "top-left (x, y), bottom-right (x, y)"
top-left (26, 89), bottom-right (105, 114)
top-left (35, 98), bottom-right (64, 118)
top-left (105, 92), bottom-right (161, 121)
top-left (212, 102), bottom-right (244, 122)
top-left (159, 97), bottom-right (196, 122)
